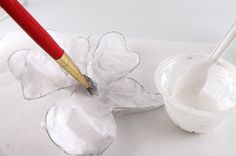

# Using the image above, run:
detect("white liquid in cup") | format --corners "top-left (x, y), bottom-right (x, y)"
top-left (155, 54), bottom-right (236, 133)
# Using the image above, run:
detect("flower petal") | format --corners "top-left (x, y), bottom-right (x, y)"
top-left (48, 30), bottom-right (90, 74)
top-left (105, 78), bottom-right (164, 115)
top-left (0, 31), bottom-right (37, 73)
top-left (71, 87), bottom-right (114, 117)
top-left (87, 32), bottom-right (140, 86)
top-left (46, 95), bottom-right (116, 156)
top-left (8, 49), bottom-right (75, 99)
top-left (7, 31), bottom-right (90, 100)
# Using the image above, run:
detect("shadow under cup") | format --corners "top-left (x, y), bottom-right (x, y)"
top-left (155, 53), bottom-right (236, 133)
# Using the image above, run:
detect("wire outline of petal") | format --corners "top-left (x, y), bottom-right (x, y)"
top-left (44, 97), bottom-right (117, 156)
top-left (7, 49), bottom-right (76, 100)
top-left (94, 31), bottom-right (141, 74)
top-left (108, 77), bottom-right (164, 115)
top-left (88, 31), bottom-right (141, 85)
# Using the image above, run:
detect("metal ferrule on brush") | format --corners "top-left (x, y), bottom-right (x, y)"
top-left (56, 52), bottom-right (90, 89)
top-left (0, 0), bottom-right (97, 95)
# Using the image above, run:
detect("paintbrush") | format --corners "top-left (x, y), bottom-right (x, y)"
top-left (0, 0), bottom-right (97, 95)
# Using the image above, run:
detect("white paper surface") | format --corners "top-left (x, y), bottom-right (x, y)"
top-left (1, 37), bottom-right (236, 156)
top-left (2, 31), bottom-right (163, 156)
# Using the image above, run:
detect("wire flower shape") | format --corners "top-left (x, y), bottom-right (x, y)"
top-left (8, 31), bottom-right (163, 156)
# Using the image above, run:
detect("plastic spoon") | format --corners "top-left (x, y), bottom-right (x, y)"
top-left (174, 22), bottom-right (236, 94)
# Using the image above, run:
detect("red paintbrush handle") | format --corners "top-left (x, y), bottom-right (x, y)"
top-left (0, 0), bottom-right (64, 60)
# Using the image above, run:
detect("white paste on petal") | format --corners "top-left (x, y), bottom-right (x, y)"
top-left (87, 32), bottom-right (140, 86)
top-left (48, 30), bottom-right (90, 74)
top-left (106, 78), bottom-right (164, 115)
top-left (7, 31), bottom-right (90, 99)
top-left (6, 30), bottom-right (164, 156)
top-left (46, 96), bottom-right (116, 156)
top-left (8, 49), bottom-right (75, 99)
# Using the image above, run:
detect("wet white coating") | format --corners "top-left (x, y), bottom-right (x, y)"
top-left (6, 31), bottom-right (163, 155)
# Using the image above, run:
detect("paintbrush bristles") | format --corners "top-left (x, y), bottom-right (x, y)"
top-left (56, 53), bottom-right (98, 95)
top-left (84, 75), bottom-right (98, 96)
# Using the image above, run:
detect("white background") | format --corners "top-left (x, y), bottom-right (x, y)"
top-left (1, 0), bottom-right (236, 156)
top-left (1, 0), bottom-right (236, 43)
